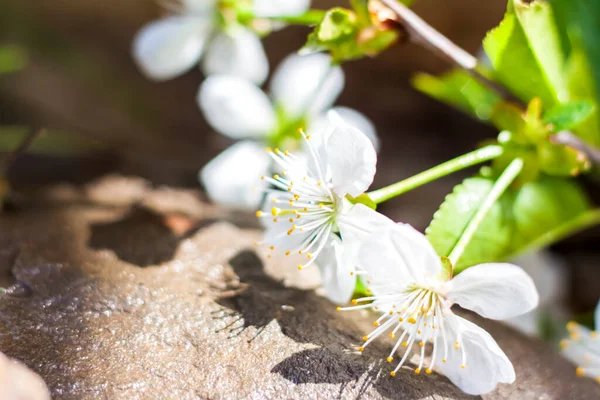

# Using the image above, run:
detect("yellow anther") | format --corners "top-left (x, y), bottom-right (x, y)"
top-left (269, 245), bottom-right (275, 251)
top-left (386, 356), bottom-right (393, 363)
top-left (358, 346), bottom-right (364, 352)
top-left (273, 174), bottom-right (280, 180)
top-left (567, 321), bottom-right (578, 331)
top-left (454, 341), bottom-right (460, 350)
top-left (442, 358), bottom-right (447, 363)
top-left (350, 271), bottom-right (354, 276)
top-left (272, 207), bottom-right (281, 216)
top-left (287, 225), bottom-right (297, 235)
top-left (260, 175), bottom-right (265, 180)
top-left (290, 181), bottom-right (294, 186)
top-left (389, 311), bottom-right (393, 315)
top-left (289, 218), bottom-right (294, 222)
top-left (274, 148), bottom-right (280, 154)
top-left (284, 150), bottom-right (289, 156)
top-left (417, 330), bottom-right (421, 335)
top-left (402, 342), bottom-right (408, 347)
top-left (281, 170), bottom-right (286, 176)
top-left (336, 306), bottom-right (341, 311)
top-left (307, 253), bottom-right (313, 259)
top-left (425, 368), bottom-right (432, 375)
top-left (460, 364), bottom-right (466, 369)
top-left (576, 367), bottom-right (585, 377)
top-left (571, 333), bottom-right (580, 340)
top-left (560, 340), bottom-right (569, 350)
top-left (419, 341), bottom-right (424, 348)
top-left (317, 181), bottom-right (322, 186)
top-left (266, 147), bottom-right (272, 152)
top-left (298, 250), bottom-right (303, 255)
top-left (373, 306), bottom-right (379, 310)
top-left (407, 318), bottom-right (417, 324)
top-left (373, 321), bottom-right (380, 327)
top-left (297, 264), bottom-right (303, 270)
top-left (351, 299), bottom-right (358, 305)
top-left (267, 254), bottom-right (271, 259)
top-left (303, 207), bottom-right (308, 212)
top-left (253, 241), bottom-right (258, 246)
top-left (285, 251), bottom-right (291, 256)
top-left (591, 331), bottom-right (598, 338)
top-left (294, 194), bottom-right (300, 201)
top-left (389, 333), bottom-right (395, 339)
top-left (272, 198), bottom-right (277, 203)
top-left (390, 371), bottom-right (396, 377)
top-left (287, 187), bottom-right (292, 192)
top-left (596, 376), bottom-right (600, 384)
top-left (362, 335), bottom-right (368, 341)
top-left (256, 211), bottom-right (263, 217)
top-left (306, 134), bottom-right (311, 140)
top-left (398, 317), bottom-right (404, 322)
top-left (366, 289), bottom-right (372, 294)
top-left (414, 368), bottom-right (421, 375)
top-left (273, 218), bottom-right (278, 222)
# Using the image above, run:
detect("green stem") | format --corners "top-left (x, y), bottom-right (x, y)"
top-left (350, 0), bottom-right (371, 26)
top-left (505, 209), bottom-right (600, 261)
top-left (447, 158), bottom-right (524, 268)
top-left (271, 10), bottom-right (326, 26)
top-left (367, 145), bottom-right (503, 204)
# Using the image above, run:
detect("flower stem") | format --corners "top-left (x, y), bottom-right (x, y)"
top-left (447, 158), bottom-right (524, 269)
top-left (505, 209), bottom-right (600, 261)
top-left (367, 145), bottom-right (503, 204)
top-left (271, 10), bottom-right (326, 26)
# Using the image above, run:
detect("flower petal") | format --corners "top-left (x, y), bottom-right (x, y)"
top-left (437, 316), bottom-right (515, 395)
top-left (199, 141), bottom-right (270, 210)
top-left (310, 107), bottom-right (380, 152)
top-left (132, 16), bottom-right (211, 81)
top-left (254, 0), bottom-right (311, 17)
top-left (183, 0), bottom-right (216, 15)
top-left (202, 27), bottom-right (269, 85)
top-left (270, 53), bottom-right (344, 120)
top-left (445, 263), bottom-right (539, 320)
top-left (357, 223), bottom-right (444, 294)
top-left (317, 235), bottom-right (356, 304)
top-left (324, 111), bottom-right (377, 196)
top-left (198, 75), bottom-right (276, 139)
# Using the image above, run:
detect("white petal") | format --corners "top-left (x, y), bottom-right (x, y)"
top-left (270, 53), bottom-right (344, 120)
top-left (312, 107), bottom-right (380, 153)
top-left (198, 75), bottom-right (276, 139)
top-left (254, 0), bottom-right (311, 17)
top-left (182, 0), bottom-right (216, 15)
top-left (325, 111), bottom-right (377, 197)
top-left (132, 17), bottom-right (210, 81)
top-left (202, 27), bottom-right (269, 85)
top-left (446, 263), bottom-right (539, 320)
top-left (357, 223), bottom-right (443, 294)
top-left (511, 250), bottom-right (565, 307)
top-left (317, 236), bottom-right (356, 304)
top-left (437, 316), bottom-right (515, 395)
top-left (595, 300), bottom-right (600, 332)
top-left (199, 141), bottom-right (270, 210)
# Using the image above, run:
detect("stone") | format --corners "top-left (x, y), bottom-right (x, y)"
top-left (0, 182), bottom-right (598, 399)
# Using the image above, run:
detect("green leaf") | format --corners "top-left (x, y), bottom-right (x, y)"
top-left (543, 101), bottom-right (595, 132)
top-left (0, 127), bottom-right (103, 156)
top-left (512, 176), bottom-right (591, 242)
top-left (0, 44), bottom-right (27, 74)
top-left (426, 177), bottom-right (513, 272)
top-left (483, 0), bottom-right (567, 106)
top-left (412, 70), bottom-right (501, 121)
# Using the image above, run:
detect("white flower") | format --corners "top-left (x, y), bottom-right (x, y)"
top-left (256, 111), bottom-right (392, 304)
top-left (198, 53), bottom-right (378, 210)
top-left (561, 300), bottom-right (600, 384)
top-left (340, 223), bottom-right (539, 395)
top-left (132, 0), bottom-right (310, 84)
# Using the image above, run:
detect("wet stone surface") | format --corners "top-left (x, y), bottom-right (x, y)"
top-left (0, 180), bottom-right (599, 399)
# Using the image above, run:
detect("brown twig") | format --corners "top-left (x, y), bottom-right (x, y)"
top-left (550, 131), bottom-right (600, 166)
top-left (379, 0), bottom-right (524, 106)
top-left (1, 128), bottom-right (43, 174)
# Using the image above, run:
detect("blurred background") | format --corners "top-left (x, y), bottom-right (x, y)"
top-left (0, 0), bottom-right (598, 326)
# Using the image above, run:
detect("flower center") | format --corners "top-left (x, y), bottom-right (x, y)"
top-left (256, 136), bottom-right (339, 269)
top-left (339, 284), bottom-right (468, 376)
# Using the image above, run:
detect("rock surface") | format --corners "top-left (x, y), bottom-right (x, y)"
top-left (0, 180), bottom-right (599, 399)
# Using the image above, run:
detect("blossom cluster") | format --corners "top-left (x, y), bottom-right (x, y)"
top-left (129, 0), bottom-right (576, 396)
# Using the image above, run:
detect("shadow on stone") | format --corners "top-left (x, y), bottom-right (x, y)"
top-left (88, 207), bottom-right (181, 267)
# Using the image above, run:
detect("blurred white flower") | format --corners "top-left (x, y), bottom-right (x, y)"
top-left (198, 53), bottom-right (379, 210)
top-left (255, 111), bottom-right (391, 303)
top-left (132, 0), bottom-right (310, 83)
top-left (340, 223), bottom-right (539, 395)
top-left (561, 301), bottom-right (600, 384)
